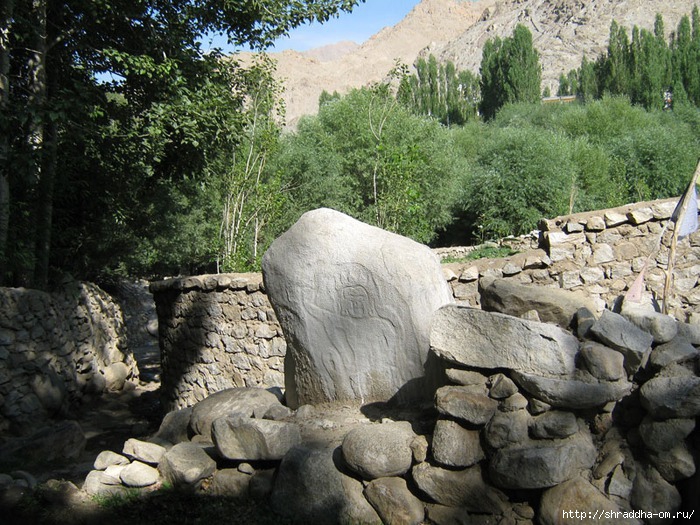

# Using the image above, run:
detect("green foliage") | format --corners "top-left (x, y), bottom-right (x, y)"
top-left (479, 24), bottom-right (542, 120)
top-left (270, 85), bottom-right (467, 244)
top-left (399, 55), bottom-right (479, 125)
top-left (441, 245), bottom-right (518, 264)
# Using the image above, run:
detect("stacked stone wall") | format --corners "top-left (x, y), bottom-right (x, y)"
top-left (149, 274), bottom-right (285, 412)
top-left (0, 281), bottom-right (136, 435)
top-left (152, 197), bottom-right (700, 410)
top-left (442, 197), bottom-right (700, 320)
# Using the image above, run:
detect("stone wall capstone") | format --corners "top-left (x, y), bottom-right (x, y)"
top-left (0, 280), bottom-right (136, 435)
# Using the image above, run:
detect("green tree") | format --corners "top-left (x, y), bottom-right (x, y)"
top-left (479, 24), bottom-right (541, 120)
top-left (2, 0), bottom-right (363, 286)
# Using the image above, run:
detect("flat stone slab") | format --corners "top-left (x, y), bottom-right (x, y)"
top-left (431, 305), bottom-right (579, 377)
top-left (511, 371), bottom-right (632, 409)
top-left (480, 277), bottom-right (597, 328)
top-left (262, 208), bottom-right (453, 408)
top-left (589, 309), bottom-right (653, 374)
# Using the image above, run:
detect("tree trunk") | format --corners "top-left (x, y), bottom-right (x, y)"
top-left (0, 0), bottom-right (14, 285)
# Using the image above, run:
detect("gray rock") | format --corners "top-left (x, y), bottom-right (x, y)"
top-left (607, 464), bottom-right (633, 499)
top-left (529, 411), bottom-right (579, 439)
top-left (411, 462), bottom-right (508, 514)
top-left (205, 468), bottom-right (251, 497)
top-left (341, 421), bottom-right (416, 479)
top-left (189, 387), bottom-right (282, 439)
top-left (576, 307), bottom-right (597, 338)
top-left (647, 444), bottom-right (696, 482)
top-left (501, 392), bottom-right (528, 411)
top-left (94, 450), bottom-right (129, 470)
top-left (152, 407), bottom-right (192, 444)
top-left (410, 435), bottom-right (429, 463)
top-left (262, 208), bottom-right (452, 408)
top-left (119, 461), bottom-right (159, 488)
top-left (249, 468), bottom-right (276, 500)
top-left (123, 438), bottom-right (166, 465)
top-left (488, 431), bottom-right (597, 489)
top-left (432, 419), bottom-right (484, 467)
top-left (639, 375), bottom-right (700, 418)
top-left (212, 417), bottom-right (301, 461)
top-left (579, 341), bottom-right (625, 381)
top-left (271, 445), bottom-right (381, 525)
top-left (620, 301), bottom-right (678, 344)
top-left (676, 322), bottom-right (700, 345)
top-left (648, 338), bottom-right (698, 369)
top-left (158, 442), bottom-right (216, 488)
top-left (639, 416), bottom-right (695, 452)
top-left (511, 371), bottom-right (632, 409)
top-left (488, 373), bottom-right (518, 399)
top-left (435, 386), bottom-right (498, 425)
top-left (431, 305), bottom-right (579, 376)
top-left (263, 404), bottom-right (293, 420)
top-left (364, 477), bottom-right (425, 525)
top-left (445, 369), bottom-right (488, 387)
top-left (104, 362), bottom-right (129, 391)
top-left (484, 410), bottom-right (529, 449)
top-left (630, 464), bottom-right (682, 523)
top-left (479, 278), bottom-right (597, 328)
top-left (539, 476), bottom-right (641, 525)
top-left (589, 309), bottom-right (653, 374)
top-left (82, 470), bottom-right (128, 497)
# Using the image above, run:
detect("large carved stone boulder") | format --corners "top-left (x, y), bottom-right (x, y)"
top-left (262, 208), bottom-right (453, 408)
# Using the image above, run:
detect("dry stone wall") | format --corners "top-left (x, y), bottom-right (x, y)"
top-left (149, 274), bottom-right (286, 412)
top-left (152, 197), bottom-right (700, 411)
top-left (441, 197), bottom-right (700, 320)
top-left (0, 281), bottom-right (137, 435)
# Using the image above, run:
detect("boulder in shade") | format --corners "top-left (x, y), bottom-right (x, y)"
top-left (158, 442), bottom-right (216, 488)
top-left (432, 419), bottom-right (484, 467)
top-left (364, 477), bottom-right (424, 525)
top-left (189, 387), bottom-right (282, 439)
top-left (411, 462), bottom-right (508, 514)
top-left (639, 375), bottom-right (700, 419)
top-left (212, 417), bottom-right (301, 461)
top-left (630, 464), bottom-right (682, 523)
top-left (431, 305), bottom-right (579, 377)
top-left (271, 445), bottom-right (380, 525)
top-left (262, 209), bottom-right (453, 408)
top-left (539, 476), bottom-right (641, 525)
top-left (488, 431), bottom-right (597, 489)
top-left (341, 422), bottom-right (416, 480)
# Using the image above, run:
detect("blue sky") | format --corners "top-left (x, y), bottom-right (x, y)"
top-left (202, 0), bottom-right (422, 53)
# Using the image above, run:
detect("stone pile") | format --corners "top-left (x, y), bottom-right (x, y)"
top-left (77, 278), bottom-right (698, 524)
top-left (0, 280), bottom-right (137, 434)
top-left (149, 273), bottom-right (286, 412)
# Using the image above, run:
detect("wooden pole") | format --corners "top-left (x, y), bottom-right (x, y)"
top-left (662, 160), bottom-right (700, 314)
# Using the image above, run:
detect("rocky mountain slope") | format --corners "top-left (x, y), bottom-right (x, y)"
top-left (244, 0), bottom-right (699, 127)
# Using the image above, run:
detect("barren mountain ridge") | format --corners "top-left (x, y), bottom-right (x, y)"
top-left (242, 0), bottom-right (700, 127)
